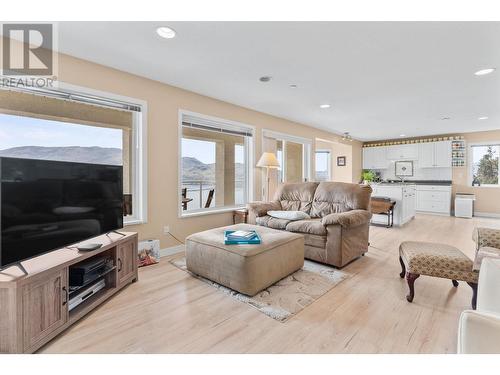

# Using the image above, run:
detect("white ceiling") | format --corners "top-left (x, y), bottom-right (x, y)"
top-left (55, 22), bottom-right (500, 141)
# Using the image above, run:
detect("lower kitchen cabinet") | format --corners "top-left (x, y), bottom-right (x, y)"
top-left (371, 184), bottom-right (416, 226)
top-left (415, 185), bottom-right (451, 215)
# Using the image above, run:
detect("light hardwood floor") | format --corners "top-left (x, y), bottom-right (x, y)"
top-left (39, 214), bottom-right (500, 354)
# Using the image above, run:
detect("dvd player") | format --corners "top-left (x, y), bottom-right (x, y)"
top-left (68, 278), bottom-right (106, 312)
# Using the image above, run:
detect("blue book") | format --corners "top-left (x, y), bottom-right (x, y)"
top-left (224, 230), bottom-right (261, 245)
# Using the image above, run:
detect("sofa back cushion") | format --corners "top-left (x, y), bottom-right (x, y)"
top-left (273, 182), bottom-right (319, 215)
top-left (310, 182), bottom-right (372, 218)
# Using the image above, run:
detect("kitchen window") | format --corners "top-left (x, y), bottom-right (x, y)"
top-left (470, 143), bottom-right (500, 187)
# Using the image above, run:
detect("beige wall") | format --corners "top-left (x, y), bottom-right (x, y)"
top-left (315, 139), bottom-right (358, 183)
top-left (452, 129), bottom-right (500, 214)
top-left (50, 51), bottom-right (362, 248)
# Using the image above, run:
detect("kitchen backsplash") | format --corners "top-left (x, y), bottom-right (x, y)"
top-left (375, 160), bottom-right (452, 181)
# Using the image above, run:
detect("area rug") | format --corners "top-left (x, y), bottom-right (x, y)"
top-left (170, 256), bottom-right (350, 322)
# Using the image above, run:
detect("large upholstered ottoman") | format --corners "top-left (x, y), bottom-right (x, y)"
top-left (185, 223), bottom-right (304, 296)
top-left (399, 241), bottom-right (479, 308)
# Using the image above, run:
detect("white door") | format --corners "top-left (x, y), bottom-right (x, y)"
top-left (418, 142), bottom-right (435, 168)
top-left (434, 141), bottom-right (452, 167)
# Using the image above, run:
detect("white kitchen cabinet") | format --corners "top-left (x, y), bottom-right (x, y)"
top-left (418, 142), bottom-right (435, 168)
top-left (434, 141), bottom-right (452, 167)
top-left (415, 184), bottom-right (451, 215)
top-left (362, 147), bottom-right (388, 169)
top-left (417, 141), bottom-right (451, 168)
top-left (386, 144), bottom-right (418, 160)
top-left (371, 184), bottom-right (416, 226)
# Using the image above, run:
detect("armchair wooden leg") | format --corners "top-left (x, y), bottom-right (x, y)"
top-left (467, 282), bottom-right (478, 310)
top-left (406, 272), bottom-right (420, 303)
top-left (399, 256), bottom-right (406, 278)
top-left (452, 280), bottom-right (459, 287)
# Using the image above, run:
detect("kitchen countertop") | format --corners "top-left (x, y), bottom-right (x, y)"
top-left (375, 180), bottom-right (452, 186)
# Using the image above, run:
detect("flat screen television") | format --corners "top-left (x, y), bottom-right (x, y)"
top-left (0, 157), bottom-right (123, 268)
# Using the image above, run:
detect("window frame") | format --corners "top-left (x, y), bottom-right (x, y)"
top-left (468, 141), bottom-right (500, 188)
top-left (261, 129), bottom-right (312, 185)
top-left (315, 149), bottom-right (332, 182)
top-left (0, 81), bottom-right (149, 225)
top-left (178, 109), bottom-right (255, 218)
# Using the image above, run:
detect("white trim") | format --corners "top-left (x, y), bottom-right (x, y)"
top-left (474, 212), bottom-right (500, 219)
top-left (178, 109), bottom-right (254, 218)
top-left (1, 80), bottom-right (149, 226)
top-left (159, 245), bottom-right (185, 258)
top-left (261, 129), bottom-right (313, 183)
top-left (180, 205), bottom-right (246, 218)
top-left (262, 129), bottom-right (313, 145)
top-left (468, 141), bottom-right (500, 187)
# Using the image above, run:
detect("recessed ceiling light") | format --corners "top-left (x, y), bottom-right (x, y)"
top-left (156, 26), bottom-right (176, 39)
top-left (474, 68), bottom-right (495, 76)
top-left (441, 117), bottom-right (451, 120)
top-left (289, 84), bottom-right (297, 88)
top-left (259, 76), bottom-right (272, 82)
top-left (319, 104), bottom-right (331, 109)
top-left (400, 134), bottom-right (406, 137)
top-left (478, 116), bottom-right (489, 120)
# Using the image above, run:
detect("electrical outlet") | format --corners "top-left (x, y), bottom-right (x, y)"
top-left (163, 225), bottom-right (170, 235)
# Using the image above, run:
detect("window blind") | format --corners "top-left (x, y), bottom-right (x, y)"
top-left (182, 114), bottom-right (253, 137)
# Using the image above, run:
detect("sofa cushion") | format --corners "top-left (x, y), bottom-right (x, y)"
top-left (268, 210), bottom-right (311, 221)
top-left (256, 215), bottom-right (291, 230)
top-left (273, 182), bottom-right (319, 214)
top-left (311, 182), bottom-right (372, 218)
top-left (285, 218), bottom-right (327, 236)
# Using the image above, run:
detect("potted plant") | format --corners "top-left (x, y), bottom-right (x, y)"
top-left (362, 169), bottom-right (375, 185)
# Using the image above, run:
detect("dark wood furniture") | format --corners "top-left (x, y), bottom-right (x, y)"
top-left (181, 188), bottom-right (193, 210)
top-left (204, 189), bottom-right (215, 208)
top-left (0, 232), bottom-right (138, 353)
top-left (370, 196), bottom-right (396, 228)
top-left (232, 208), bottom-right (249, 224)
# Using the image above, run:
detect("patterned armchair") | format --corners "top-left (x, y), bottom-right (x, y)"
top-left (472, 227), bottom-right (500, 271)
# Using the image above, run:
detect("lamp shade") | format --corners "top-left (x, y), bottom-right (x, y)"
top-left (256, 152), bottom-right (280, 168)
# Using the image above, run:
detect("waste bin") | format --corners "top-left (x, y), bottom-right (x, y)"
top-left (455, 193), bottom-right (475, 218)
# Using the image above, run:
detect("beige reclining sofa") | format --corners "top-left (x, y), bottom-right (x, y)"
top-left (247, 182), bottom-right (372, 268)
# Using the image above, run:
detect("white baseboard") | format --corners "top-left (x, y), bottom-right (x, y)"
top-left (474, 212), bottom-right (500, 219)
top-left (159, 244), bottom-right (185, 258)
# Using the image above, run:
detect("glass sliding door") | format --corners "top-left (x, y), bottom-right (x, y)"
top-left (262, 130), bottom-right (311, 199)
top-left (285, 141), bottom-right (304, 183)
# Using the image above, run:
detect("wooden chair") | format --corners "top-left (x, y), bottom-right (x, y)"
top-left (204, 189), bottom-right (215, 208)
top-left (181, 188), bottom-right (189, 210)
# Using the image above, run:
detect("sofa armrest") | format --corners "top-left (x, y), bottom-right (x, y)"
top-left (473, 227), bottom-right (500, 251)
top-left (246, 201), bottom-right (281, 224)
top-left (457, 310), bottom-right (500, 353)
top-left (321, 210), bottom-right (372, 228)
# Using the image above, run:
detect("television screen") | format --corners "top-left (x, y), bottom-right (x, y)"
top-left (0, 157), bottom-right (123, 268)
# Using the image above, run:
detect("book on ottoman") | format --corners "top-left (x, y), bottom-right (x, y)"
top-left (224, 230), bottom-right (261, 245)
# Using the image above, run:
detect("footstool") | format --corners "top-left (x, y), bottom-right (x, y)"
top-left (185, 223), bottom-right (304, 296)
top-left (399, 241), bottom-right (479, 309)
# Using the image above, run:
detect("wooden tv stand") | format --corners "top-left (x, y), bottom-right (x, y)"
top-left (0, 232), bottom-right (138, 353)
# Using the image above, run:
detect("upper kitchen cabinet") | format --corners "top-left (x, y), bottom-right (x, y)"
top-left (418, 140), bottom-right (451, 168)
top-left (362, 146), bottom-right (388, 169)
top-left (386, 144), bottom-right (418, 160)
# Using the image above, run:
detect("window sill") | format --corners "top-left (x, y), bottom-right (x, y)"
top-left (124, 218), bottom-right (146, 226)
top-left (180, 205), bottom-right (246, 218)
top-left (470, 185), bottom-right (500, 189)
